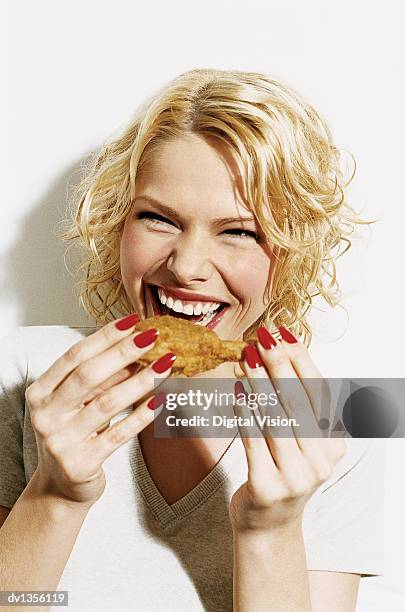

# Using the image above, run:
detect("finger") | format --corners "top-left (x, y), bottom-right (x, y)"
top-left (81, 363), bottom-right (142, 435)
top-left (82, 362), bottom-right (142, 406)
top-left (88, 389), bottom-right (168, 463)
top-left (277, 325), bottom-right (331, 426)
top-left (256, 328), bottom-right (330, 463)
top-left (241, 347), bottom-right (303, 470)
top-left (253, 334), bottom-right (323, 440)
top-left (31, 314), bottom-right (141, 398)
top-left (240, 347), bottom-right (290, 433)
top-left (244, 342), bottom-right (319, 437)
top-left (70, 352), bottom-right (176, 441)
top-left (49, 327), bottom-right (161, 412)
top-left (232, 381), bottom-right (279, 477)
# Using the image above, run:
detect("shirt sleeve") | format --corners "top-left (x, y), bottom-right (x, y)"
top-left (0, 326), bottom-right (28, 508)
top-left (304, 437), bottom-right (386, 577)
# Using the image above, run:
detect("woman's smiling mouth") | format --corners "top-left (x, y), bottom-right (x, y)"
top-left (145, 283), bottom-right (230, 330)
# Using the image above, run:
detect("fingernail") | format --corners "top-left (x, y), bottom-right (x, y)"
top-left (234, 380), bottom-right (246, 399)
top-left (134, 328), bottom-right (158, 348)
top-left (243, 345), bottom-right (264, 369)
top-left (115, 313), bottom-right (140, 331)
top-left (279, 325), bottom-right (298, 344)
top-left (257, 326), bottom-right (277, 350)
top-left (152, 352), bottom-right (176, 374)
top-left (147, 392), bottom-right (166, 411)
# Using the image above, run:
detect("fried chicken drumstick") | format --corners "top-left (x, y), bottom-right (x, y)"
top-left (133, 315), bottom-right (247, 376)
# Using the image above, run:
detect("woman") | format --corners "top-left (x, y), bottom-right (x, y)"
top-left (0, 68), bottom-right (385, 611)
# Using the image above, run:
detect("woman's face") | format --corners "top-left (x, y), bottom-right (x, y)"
top-left (120, 134), bottom-right (274, 344)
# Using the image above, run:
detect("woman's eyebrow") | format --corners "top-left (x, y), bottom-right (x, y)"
top-left (134, 195), bottom-right (256, 224)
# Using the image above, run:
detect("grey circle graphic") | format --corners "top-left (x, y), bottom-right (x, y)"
top-left (342, 386), bottom-right (399, 438)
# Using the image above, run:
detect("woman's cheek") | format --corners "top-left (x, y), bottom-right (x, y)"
top-left (120, 226), bottom-right (162, 280)
top-left (230, 255), bottom-right (271, 302)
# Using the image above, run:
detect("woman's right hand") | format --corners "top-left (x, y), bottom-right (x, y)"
top-left (24, 314), bottom-right (175, 508)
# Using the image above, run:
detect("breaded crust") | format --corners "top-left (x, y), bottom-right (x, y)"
top-left (133, 315), bottom-right (247, 376)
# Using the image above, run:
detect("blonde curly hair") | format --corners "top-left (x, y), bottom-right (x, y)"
top-left (56, 68), bottom-right (372, 345)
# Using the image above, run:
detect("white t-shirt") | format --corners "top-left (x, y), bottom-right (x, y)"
top-left (0, 325), bottom-right (387, 611)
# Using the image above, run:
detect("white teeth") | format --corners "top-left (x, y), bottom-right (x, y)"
top-left (195, 309), bottom-right (217, 326)
top-left (183, 304), bottom-right (194, 315)
top-left (194, 303), bottom-right (203, 315)
top-left (155, 286), bottom-right (223, 319)
top-left (157, 288), bottom-right (167, 305)
top-left (172, 299), bottom-right (183, 313)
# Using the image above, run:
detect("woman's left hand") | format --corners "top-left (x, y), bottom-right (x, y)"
top-left (229, 325), bottom-right (347, 533)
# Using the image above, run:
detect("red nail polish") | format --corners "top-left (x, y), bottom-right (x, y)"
top-left (152, 352), bottom-right (176, 374)
top-left (243, 345), bottom-right (264, 369)
top-left (147, 392), bottom-right (166, 411)
top-left (234, 380), bottom-right (246, 399)
top-left (134, 328), bottom-right (158, 348)
top-left (257, 326), bottom-right (277, 350)
top-left (279, 325), bottom-right (298, 343)
top-left (115, 313), bottom-right (140, 331)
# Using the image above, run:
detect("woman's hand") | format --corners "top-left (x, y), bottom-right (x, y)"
top-left (25, 314), bottom-right (175, 507)
top-left (229, 325), bottom-right (347, 533)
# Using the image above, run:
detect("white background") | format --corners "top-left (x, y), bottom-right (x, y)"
top-left (2, 1), bottom-right (404, 609)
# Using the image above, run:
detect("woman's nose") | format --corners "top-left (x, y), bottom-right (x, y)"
top-left (165, 232), bottom-right (213, 283)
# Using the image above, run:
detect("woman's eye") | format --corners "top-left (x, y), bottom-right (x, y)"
top-left (224, 228), bottom-right (261, 241)
top-left (136, 211), bottom-right (176, 227)
top-left (136, 211), bottom-right (260, 242)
